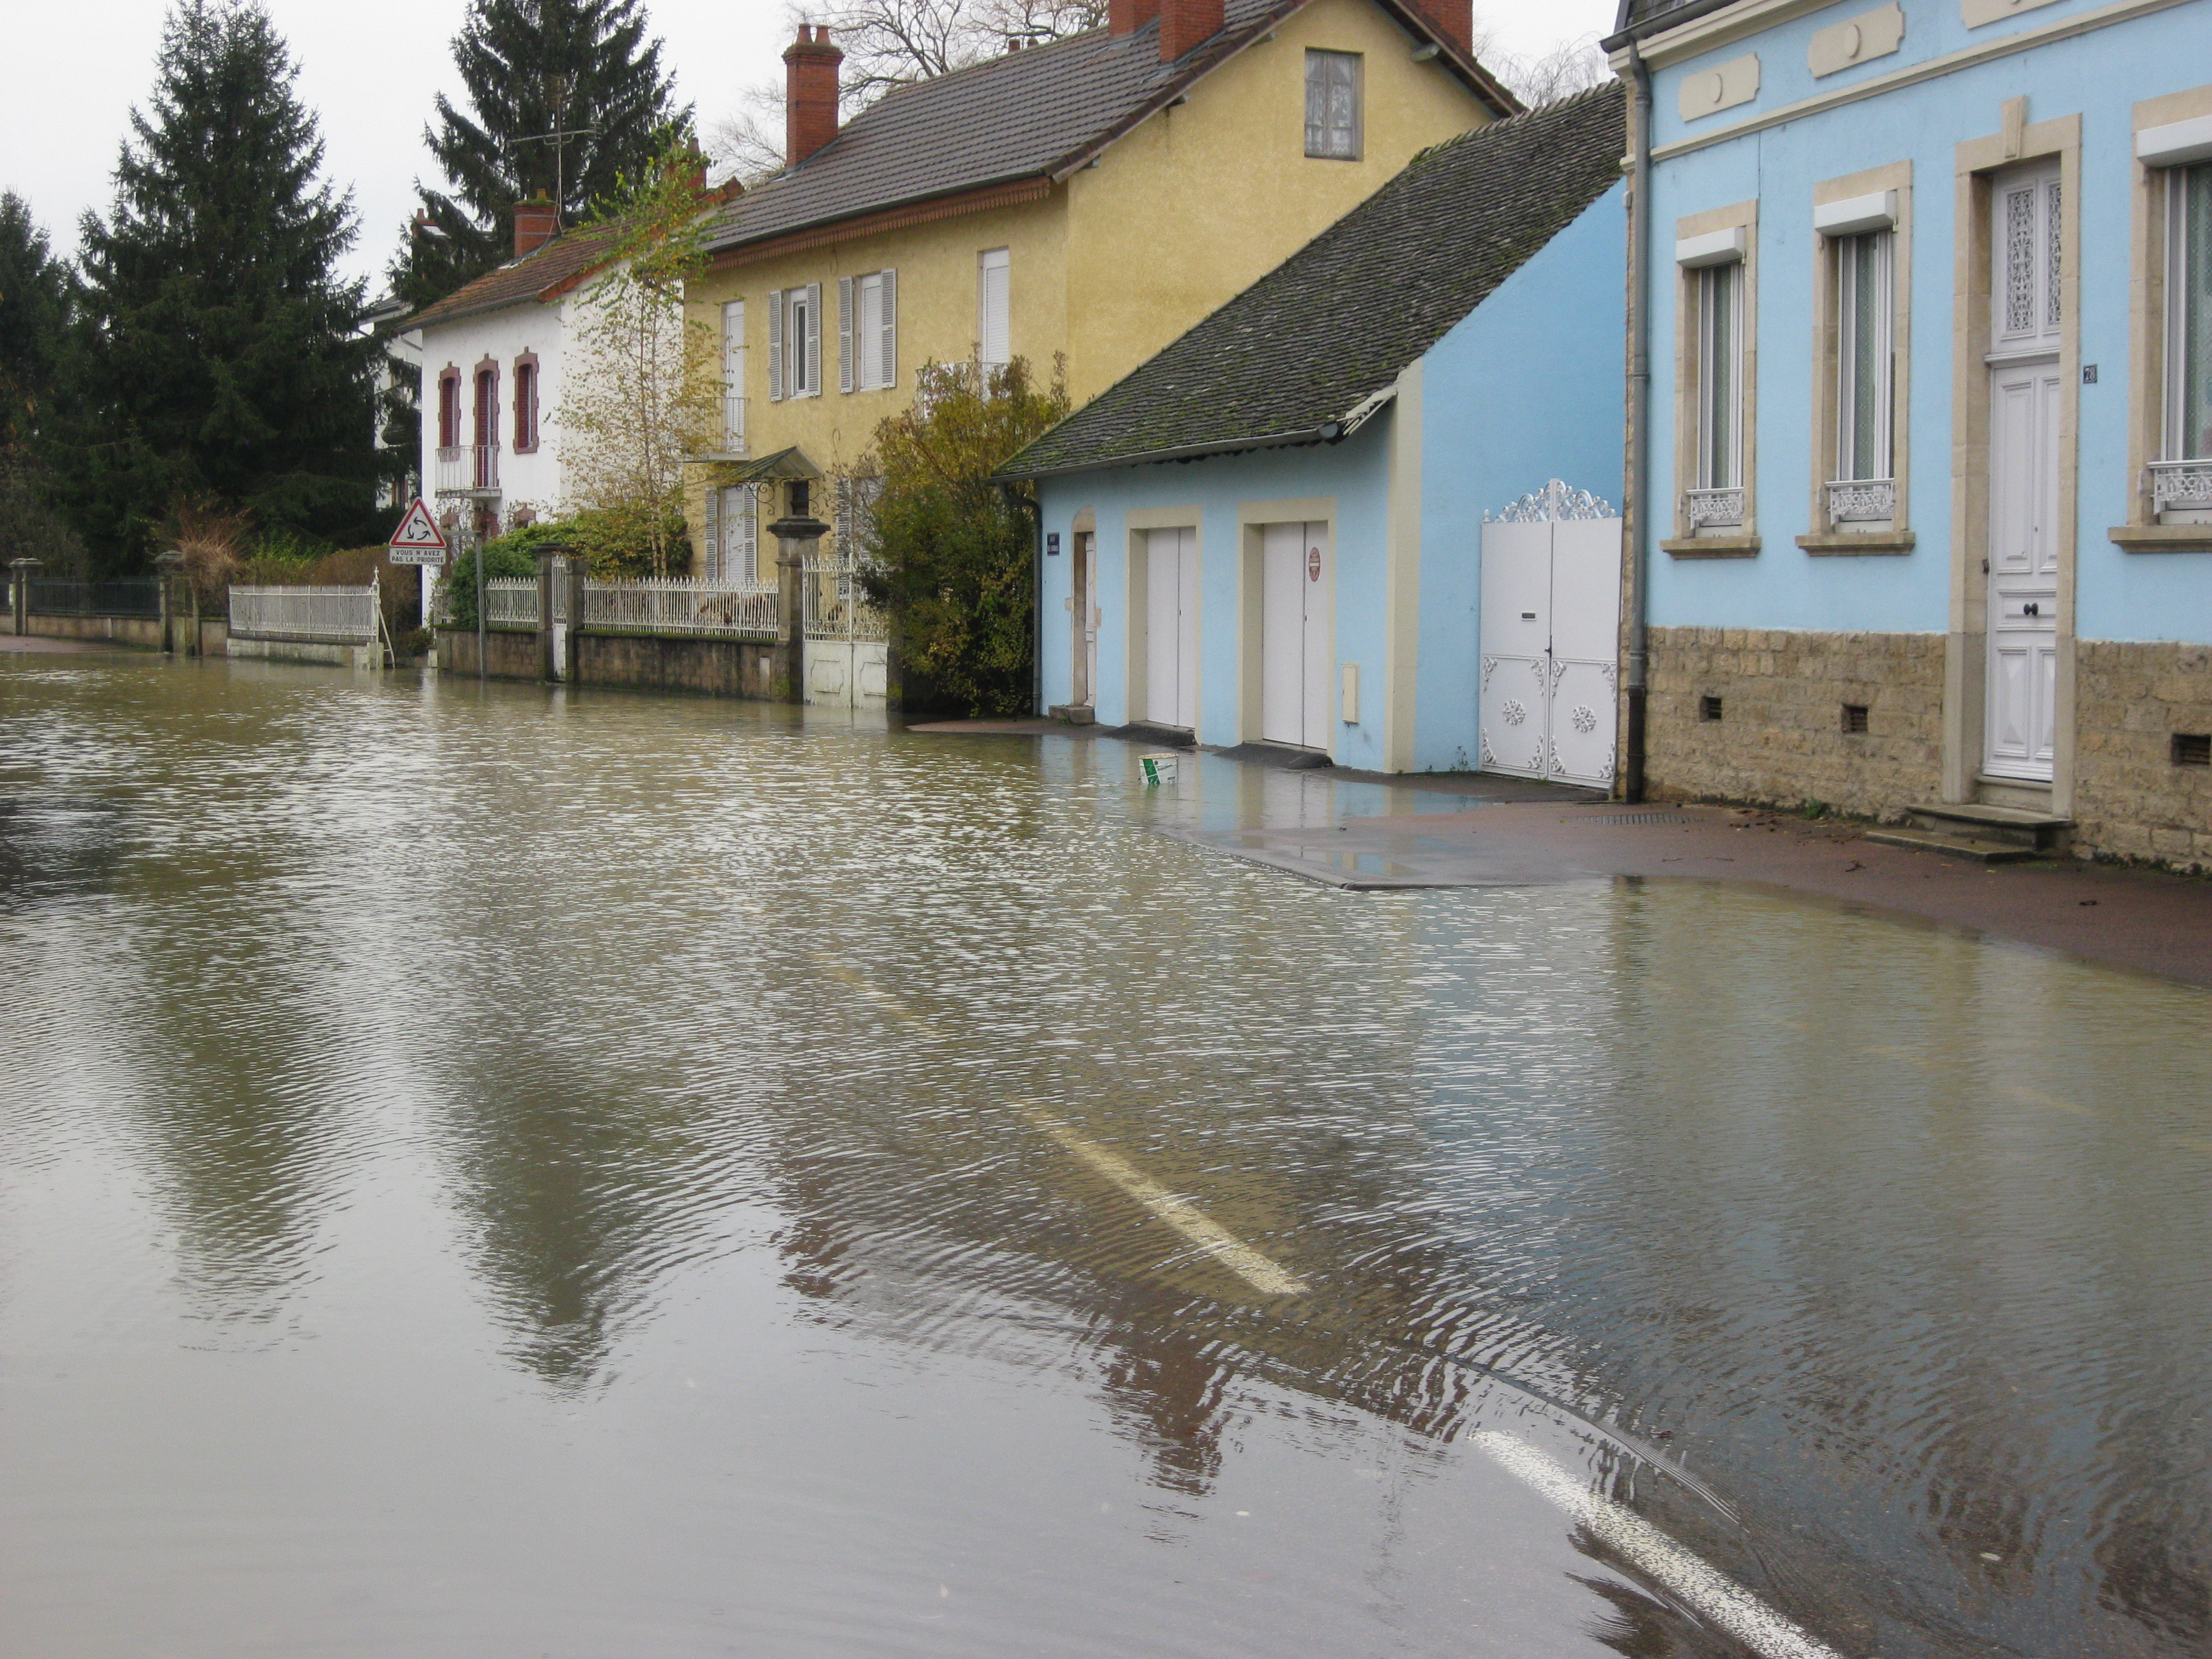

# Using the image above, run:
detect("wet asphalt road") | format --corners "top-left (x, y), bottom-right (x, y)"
top-left (2, 651), bottom-right (2209, 1658)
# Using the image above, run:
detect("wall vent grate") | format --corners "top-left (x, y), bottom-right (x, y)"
top-left (1584, 813), bottom-right (1693, 825)
top-left (2173, 732), bottom-right (2211, 767)
top-left (1842, 703), bottom-right (1870, 734)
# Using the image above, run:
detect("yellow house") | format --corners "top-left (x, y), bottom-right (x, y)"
top-left (684, 0), bottom-right (1516, 578)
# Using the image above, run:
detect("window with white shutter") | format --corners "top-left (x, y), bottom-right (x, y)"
top-left (802, 282), bottom-right (822, 398)
top-left (1304, 51), bottom-right (1361, 160)
top-left (878, 268), bottom-right (896, 390)
top-left (978, 248), bottom-right (1010, 370)
top-left (721, 300), bottom-right (746, 449)
top-left (767, 289), bottom-right (785, 402)
top-left (848, 272), bottom-right (897, 391)
top-left (727, 485), bottom-right (759, 583)
top-left (838, 276), bottom-right (855, 394)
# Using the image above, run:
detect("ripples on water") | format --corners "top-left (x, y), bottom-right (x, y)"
top-left (2, 653), bottom-right (2208, 1658)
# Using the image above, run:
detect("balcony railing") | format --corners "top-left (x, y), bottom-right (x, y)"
top-left (2150, 458), bottom-right (2212, 512)
top-left (723, 395), bottom-right (747, 455)
top-left (434, 443), bottom-right (500, 497)
top-left (1825, 478), bottom-right (1896, 525)
top-left (1684, 486), bottom-right (1744, 531)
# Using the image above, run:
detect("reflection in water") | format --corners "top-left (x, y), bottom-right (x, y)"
top-left (2, 652), bottom-right (2208, 1659)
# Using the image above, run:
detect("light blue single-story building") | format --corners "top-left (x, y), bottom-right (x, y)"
top-left (1003, 87), bottom-right (1629, 782)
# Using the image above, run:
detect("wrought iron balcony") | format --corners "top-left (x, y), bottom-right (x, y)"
top-left (2150, 458), bottom-right (2212, 512)
top-left (723, 395), bottom-right (747, 455)
top-left (1826, 477), bottom-right (1896, 524)
top-left (1684, 486), bottom-right (1744, 530)
top-left (434, 444), bottom-right (500, 498)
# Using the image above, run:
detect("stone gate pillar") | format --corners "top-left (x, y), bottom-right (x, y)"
top-left (766, 509), bottom-right (828, 705)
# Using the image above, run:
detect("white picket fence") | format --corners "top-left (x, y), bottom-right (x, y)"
top-left (228, 583), bottom-right (380, 644)
top-left (483, 578), bottom-right (541, 628)
top-left (582, 577), bottom-right (779, 637)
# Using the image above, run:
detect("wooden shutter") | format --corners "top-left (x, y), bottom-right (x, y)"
top-left (767, 288), bottom-right (784, 401)
top-left (979, 250), bottom-right (1009, 368)
top-left (735, 486), bottom-right (758, 583)
top-left (838, 275), bottom-right (854, 394)
top-left (703, 486), bottom-right (721, 581)
top-left (803, 282), bottom-right (822, 398)
top-left (879, 269), bottom-right (897, 390)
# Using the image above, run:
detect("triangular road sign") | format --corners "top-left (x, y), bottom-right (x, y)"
top-left (388, 497), bottom-right (446, 552)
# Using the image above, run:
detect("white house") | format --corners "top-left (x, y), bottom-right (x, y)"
top-left (406, 202), bottom-right (618, 617)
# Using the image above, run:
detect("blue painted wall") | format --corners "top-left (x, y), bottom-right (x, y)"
top-left (1644, 0), bottom-right (2212, 645)
top-left (1416, 182), bottom-right (1627, 769)
top-left (1036, 183), bottom-right (1627, 773)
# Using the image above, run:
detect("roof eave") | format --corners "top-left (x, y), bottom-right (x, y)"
top-left (1002, 421), bottom-right (1353, 481)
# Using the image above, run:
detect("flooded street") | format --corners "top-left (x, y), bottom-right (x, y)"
top-left (4, 652), bottom-right (2210, 1659)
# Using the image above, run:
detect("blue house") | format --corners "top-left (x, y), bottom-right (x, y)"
top-left (1004, 88), bottom-right (1627, 782)
top-left (1609, 0), bottom-right (2212, 864)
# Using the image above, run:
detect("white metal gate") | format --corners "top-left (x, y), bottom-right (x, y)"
top-left (1478, 480), bottom-right (1621, 788)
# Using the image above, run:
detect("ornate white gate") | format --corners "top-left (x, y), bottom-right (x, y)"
top-left (1478, 480), bottom-right (1622, 788)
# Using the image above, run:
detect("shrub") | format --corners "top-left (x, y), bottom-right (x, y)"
top-left (861, 356), bottom-right (1069, 716)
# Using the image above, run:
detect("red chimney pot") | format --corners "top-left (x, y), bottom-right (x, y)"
top-left (1107, 0), bottom-right (1161, 35)
top-left (1158, 0), bottom-right (1223, 61)
top-left (512, 196), bottom-right (558, 259)
top-left (784, 25), bottom-right (845, 167)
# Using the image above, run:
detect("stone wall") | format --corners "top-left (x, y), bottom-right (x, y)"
top-left (2072, 640), bottom-right (2212, 870)
top-left (435, 625), bottom-right (540, 681)
top-left (8, 611), bottom-right (228, 655)
top-left (577, 632), bottom-right (780, 700)
top-left (1644, 626), bottom-right (1946, 819)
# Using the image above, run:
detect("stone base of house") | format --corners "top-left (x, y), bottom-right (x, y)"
top-left (2073, 640), bottom-right (2212, 871)
top-left (1643, 626), bottom-right (1945, 820)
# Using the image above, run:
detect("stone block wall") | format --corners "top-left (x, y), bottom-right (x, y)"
top-left (435, 625), bottom-right (540, 680)
top-left (1644, 626), bottom-right (1945, 819)
top-left (2073, 640), bottom-right (2212, 870)
top-left (576, 632), bottom-right (780, 700)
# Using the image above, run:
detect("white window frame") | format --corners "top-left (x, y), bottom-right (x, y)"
top-left (1304, 50), bottom-right (1361, 161)
top-left (840, 270), bottom-right (898, 393)
top-left (2164, 163), bottom-right (2212, 462)
top-left (1695, 261), bottom-right (1744, 494)
top-left (978, 249), bottom-right (1010, 371)
top-left (720, 300), bottom-right (746, 451)
top-left (769, 284), bottom-right (821, 400)
top-left (1834, 230), bottom-right (1895, 487)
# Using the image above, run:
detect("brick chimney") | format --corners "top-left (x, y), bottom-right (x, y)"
top-left (784, 25), bottom-right (844, 166)
top-left (1158, 0), bottom-right (1223, 60)
top-left (1406, 0), bottom-right (1472, 57)
top-left (1107, 0), bottom-right (1161, 35)
top-left (512, 195), bottom-right (558, 258)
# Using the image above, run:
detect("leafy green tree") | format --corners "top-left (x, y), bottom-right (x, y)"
top-left (394, 0), bottom-right (688, 313)
top-left (861, 356), bottom-right (1068, 716)
top-left (50, 0), bottom-right (386, 571)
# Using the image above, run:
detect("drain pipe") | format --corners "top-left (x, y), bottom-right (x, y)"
top-left (1620, 39), bottom-right (1654, 803)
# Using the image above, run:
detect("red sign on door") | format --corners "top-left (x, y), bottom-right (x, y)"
top-left (1307, 547), bottom-right (1321, 583)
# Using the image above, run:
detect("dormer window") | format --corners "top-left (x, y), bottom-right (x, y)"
top-left (1305, 51), bottom-right (1361, 160)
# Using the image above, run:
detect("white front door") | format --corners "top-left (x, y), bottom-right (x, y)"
top-left (1142, 527), bottom-right (1198, 730)
top-left (1070, 531), bottom-right (1094, 708)
top-left (1478, 481), bottom-right (1623, 787)
top-left (1984, 163), bottom-right (2064, 782)
top-left (1260, 521), bottom-right (1330, 750)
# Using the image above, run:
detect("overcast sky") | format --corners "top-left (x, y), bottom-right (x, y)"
top-left (4, 0), bottom-right (1616, 295)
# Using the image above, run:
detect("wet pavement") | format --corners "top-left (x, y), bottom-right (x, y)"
top-left (5, 651), bottom-right (2211, 1658)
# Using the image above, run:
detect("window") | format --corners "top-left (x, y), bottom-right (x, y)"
top-left (1695, 261), bottom-right (1743, 497)
top-left (2167, 163), bottom-right (2212, 464)
top-left (768, 284), bottom-right (822, 400)
top-left (839, 271), bottom-right (897, 392)
top-left (978, 249), bottom-right (1009, 370)
top-left (512, 355), bottom-right (538, 452)
top-left (704, 484), bottom-right (758, 584)
top-left (474, 365), bottom-right (498, 449)
top-left (1304, 50), bottom-right (1361, 159)
top-left (437, 369), bottom-right (460, 448)
top-left (722, 301), bottom-right (746, 450)
top-left (1832, 230), bottom-right (1895, 521)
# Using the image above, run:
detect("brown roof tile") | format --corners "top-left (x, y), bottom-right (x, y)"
top-left (406, 222), bottom-right (626, 332)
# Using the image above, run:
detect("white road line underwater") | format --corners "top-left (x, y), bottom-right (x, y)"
top-left (1472, 1432), bottom-right (1849, 1659)
top-left (1023, 1108), bottom-right (1311, 1298)
top-left (816, 956), bottom-right (1851, 1659)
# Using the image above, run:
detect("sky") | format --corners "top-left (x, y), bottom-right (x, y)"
top-left (3, 0), bottom-right (1617, 295)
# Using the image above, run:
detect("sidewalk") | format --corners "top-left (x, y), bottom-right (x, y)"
top-left (907, 718), bottom-right (2212, 989)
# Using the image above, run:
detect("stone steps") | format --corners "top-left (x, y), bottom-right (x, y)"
top-left (1863, 802), bottom-right (2073, 864)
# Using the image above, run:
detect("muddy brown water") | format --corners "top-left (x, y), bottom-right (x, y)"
top-left (3, 652), bottom-right (2209, 1658)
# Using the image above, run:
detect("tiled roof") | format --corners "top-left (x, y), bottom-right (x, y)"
top-left (703, 0), bottom-right (1520, 257)
top-left (406, 222), bottom-right (625, 331)
top-left (999, 82), bottom-right (1625, 478)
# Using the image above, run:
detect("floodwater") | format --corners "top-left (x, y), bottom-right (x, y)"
top-left (3, 654), bottom-right (2210, 1659)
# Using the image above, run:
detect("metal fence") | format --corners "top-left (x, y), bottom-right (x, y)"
top-left (434, 443), bottom-right (499, 496)
top-left (801, 554), bottom-right (887, 642)
top-left (483, 578), bottom-right (541, 628)
top-left (582, 577), bottom-right (779, 637)
top-left (28, 578), bottom-right (163, 618)
top-left (228, 583), bottom-right (380, 644)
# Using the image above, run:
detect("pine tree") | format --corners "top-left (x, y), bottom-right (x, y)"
top-left (393, 0), bottom-right (689, 313)
top-left (0, 193), bottom-right (71, 449)
top-left (52, 0), bottom-right (385, 570)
